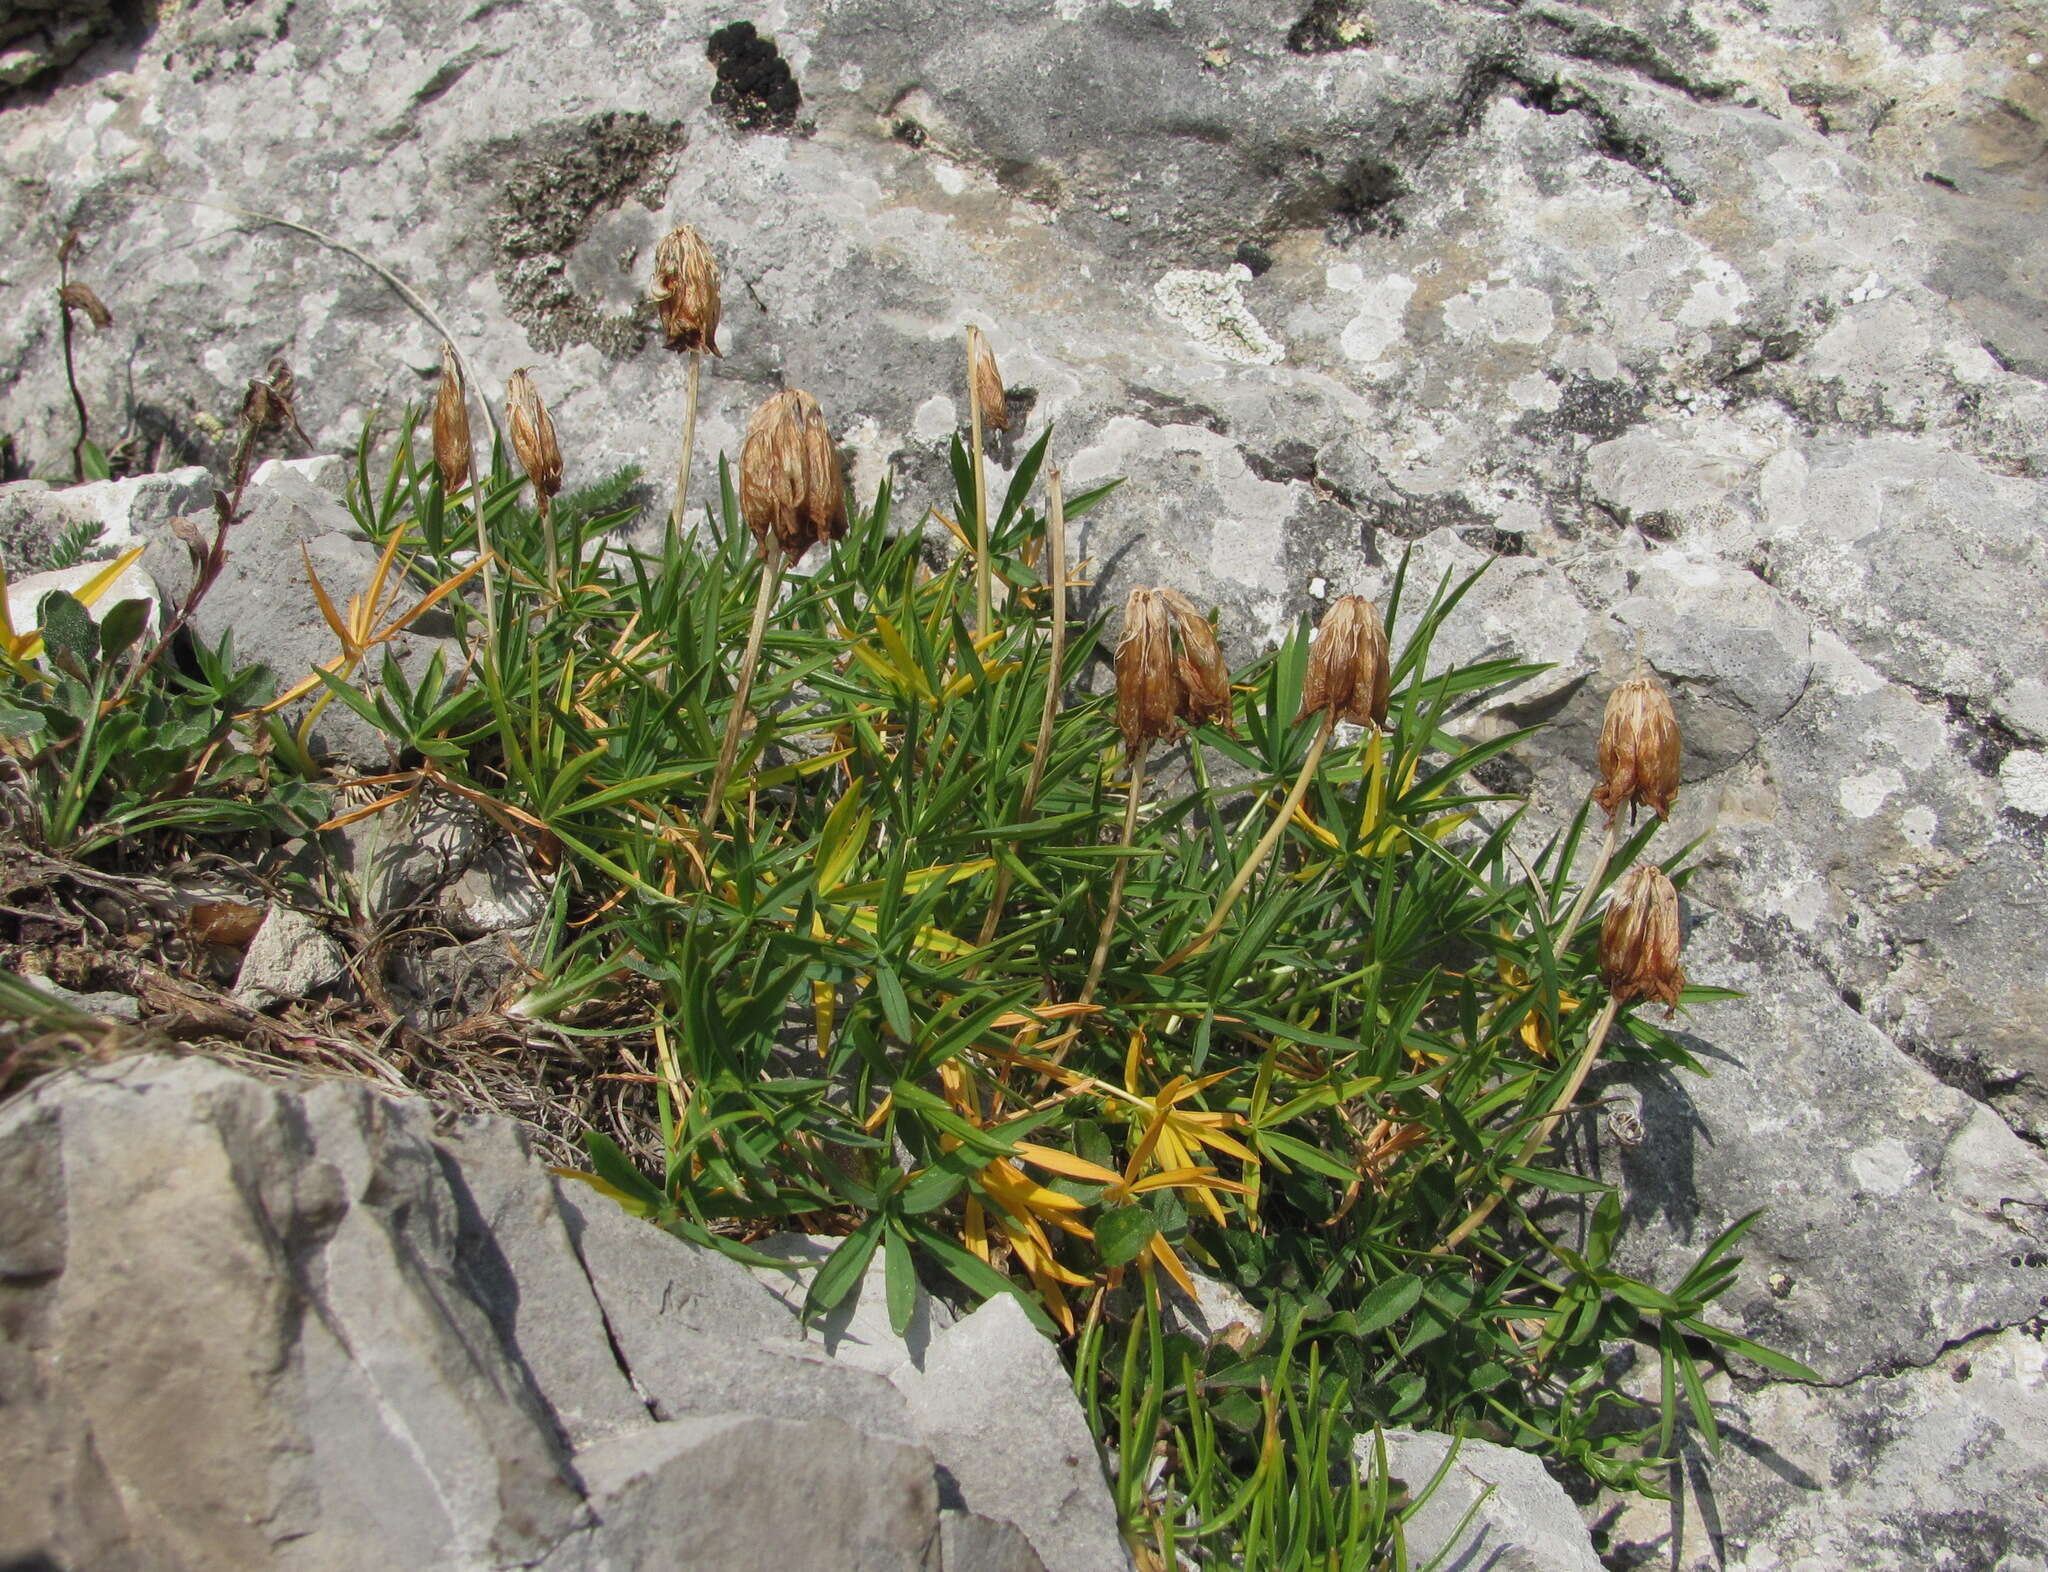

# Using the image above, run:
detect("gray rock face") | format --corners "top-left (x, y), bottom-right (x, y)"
top-left (0, 468), bottom-right (211, 569)
top-left (1371, 1427), bottom-right (1606, 1572)
top-left (138, 458), bottom-right (458, 768)
top-left (0, 0), bottom-right (117, 89)
top-left (1598, 1329), bottom-right (2048, 1572)
top-left (0, 1056), bottom-right (586, 1570)
top-left (6, 1), bottom-right (2048, 1564)
top-left (895, 1295), bottom-right (1130, 1572)
top-left (231, 901), bottom-right (351, 1008)
top-left (0, 1056), bottom-right (1126, 1572)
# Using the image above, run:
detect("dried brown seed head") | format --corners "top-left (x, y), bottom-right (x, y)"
top-left (1297, 594), bottom-right (1390, 728)
top-left (650, 224), bottom-right (722, 355)
top-left (1593, 674), bottom-right (1681, 821)
top-left (1115, 587), bottom-right (1233, 751)
top-left (241, 357), bottom-right (308, 445)
top-left (1600, 864), bottom-right (1686, 1015)
top-left (968, 328), bottom-right (1009, 433)
top-left (506, 368), bottom-right (563, 500)
top-left (738, 388), bottom-right (846, 561)
top-left (1158, 588), bottom-right (1233, 732)
top-left (58, 282), bottom-right (111, 330)
top-left (1115, 588), bottom-right (1179, 753)
top-left (431, 343), bottom-right (471, 494)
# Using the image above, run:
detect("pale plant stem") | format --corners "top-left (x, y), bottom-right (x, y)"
top-left (668, 351), bottom-right (702, 535)
top-left (703, 547), bottom-right (785, 840)
top-left (196, 200), bottom-right (500, 453)
top-left (1081, 740), bottom-right (1150, 1005)
top-left (1443, 992), bottom-right (1623, 1250)
top-left (1158, 711), bottom-right (1337, 974)
top-left (539, 493), bottom-right (560, 598)
top-left (1556, 814), bottom-right (1620, 944)
top-left (977, 467), bottom-right (1067, 949)
top-left (969, 333), bottom-right (992, 638)
top-left (464, 388), bottom-right (499, 654)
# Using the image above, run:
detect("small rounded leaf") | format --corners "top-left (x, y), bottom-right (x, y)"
top-left (97, 597), bottom-right (152, 661)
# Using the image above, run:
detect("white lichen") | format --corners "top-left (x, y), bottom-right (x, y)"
top-left (1998, 749), bottom-right (2048, 817)
top-left (1151, 265), bottom-right (1283, 365)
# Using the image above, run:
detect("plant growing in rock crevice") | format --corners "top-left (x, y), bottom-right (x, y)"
top-left (302, 362), bottom-right (1808, 1562)
top-left (0, 243), bottom-right (1817, 1572)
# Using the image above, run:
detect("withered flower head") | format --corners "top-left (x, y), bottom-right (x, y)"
top-left (738, 388), bottom-right (846, 561)
top-left (1593, 673), bottom-right (1681, 821)
top-left (968, 327), bottom-right (1009, 433)
top-left (1600, 864), bottom-right (1686, 1016)
top-left (431, 342), bottom-right (471, 493)
top-left (1159, 588), bottom-right (1232, 732)
top-left (1115, 586), bottom-right (1233, 752)
top-left (650, 224), bottom-right (722, 355)
top-left (58, 282), bottom-right (112, 330)
top-left (506, 368), bottom-right (563, 500)
top-left (241, 356), bottom-right (308, 445)
top-left (1297, 594), bottom-right (1390, 729)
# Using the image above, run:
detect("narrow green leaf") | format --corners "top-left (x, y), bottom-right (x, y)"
top-left (874, 962), bottom-right (914, 1041)
top-left (1498, 1163), bottom-right (1613, 1195)
top-left (806, 1217), bottom-right (884, 1319)
top-left (580, 1131), bottom-right (666, 1212)
top-left (1688, 1323), bottom-right (1824, 1382)
top-left (883, 1224), bottom-right (917, 1337)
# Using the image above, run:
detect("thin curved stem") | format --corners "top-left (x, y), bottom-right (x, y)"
top-left (702, 546), bottom-right (785, 842)
top-left (668, 351), bottom-right (703, 536)
top-left (978, 466), bottom-right (1066, 949)
top-left (1081, 739), bottom-right (1149, 1005)
top-left (1443, 993), bottom-right (1623, 1249)
top-left (1158, 711), bottom-right (1338, 974)
top-left (970, 344), bottom-right (992, 639)
top-left (194, 200), bottom-right (500, 450)
top-left (1555, 814), bottom-right (1620, 946)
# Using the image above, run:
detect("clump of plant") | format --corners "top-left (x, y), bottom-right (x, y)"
top-left (0, 359), bottom-right (323, 860)
top-left (1, 220), bottom-right (1817, 1569)
top-left (308, 287), bottom-right (1815, 1568)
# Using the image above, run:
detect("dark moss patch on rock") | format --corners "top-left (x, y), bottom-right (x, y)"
top-left (708, 21), bottom-right (801, 133)
top-left (1286, 1), bottom-right (1375, 56)
top-left (480, 111), bottom-right (687, 356)
top-left (1548, 373), bottom-right (1647, 442)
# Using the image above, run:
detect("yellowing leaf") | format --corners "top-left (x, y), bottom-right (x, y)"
top-left (1012, 1142), bottom-right (1123, 1186)
top-left (547, 1167), bottom-right (653, 1217)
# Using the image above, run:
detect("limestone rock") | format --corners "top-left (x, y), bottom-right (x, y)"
top-left (1371, 1427), bottom-right (1606, 1572)
top-left (0, 1056), bottom-right (587, 1570)
top-left (545, 1414), bottom-right (941, 1572)
top-left (0, 0), bottom-right (117, 88)
top-left (937, 1511), bottom-right (1053, 1572)
top-left (138, 460), bottom-right (459, 768)
top-left (231, 902), bottom-right (350, 1008)
top-left (1598, 1330), bottom-right (2048, 1572)
top-left (0, 1055), bottom-right (1128, 1572)
top-left (895, 1295), bottom-right (1130, 1572)
top-left (556, 1187), bottom-right (919, 1437)
top-left (0, 468), bottom-right (212, 569)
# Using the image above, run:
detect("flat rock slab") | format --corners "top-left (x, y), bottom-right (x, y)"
top-left (0, 1056), bottom-right (1125, 1572)
top-left (1370, 1427), bottom-right (1606, 1572)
